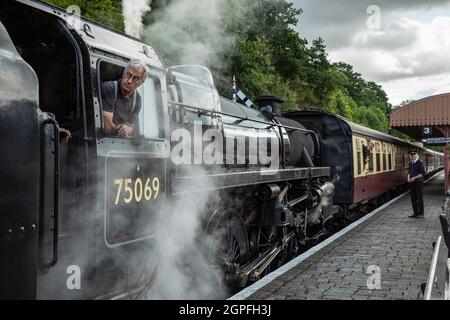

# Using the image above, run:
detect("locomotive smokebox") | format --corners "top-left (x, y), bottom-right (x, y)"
top-left (255, 96), bottom-right (284, 117)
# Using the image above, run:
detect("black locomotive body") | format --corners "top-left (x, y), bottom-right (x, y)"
top-left (0, 0), bottom-right (338, 299)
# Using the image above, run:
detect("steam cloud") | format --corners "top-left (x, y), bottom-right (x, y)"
top-left (141, 0), bottom-right (236, 69)
top-left (122, 0), bottom-right (152, 38)
top-left (144, 169), bottom-right (227, 299)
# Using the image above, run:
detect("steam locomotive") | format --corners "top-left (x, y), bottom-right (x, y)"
top-left (0, 0), bottom-right (444, 299)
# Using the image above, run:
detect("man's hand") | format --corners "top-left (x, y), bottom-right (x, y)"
top-left (59, 127), bottom-right (72, 142)
top-left (117, 123), bottom-right (134, 138)
top-left (103, 111), bottom-right (117, 135)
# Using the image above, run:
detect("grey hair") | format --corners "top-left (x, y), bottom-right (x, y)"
top-left (124, 59), bottom-right (149, 80)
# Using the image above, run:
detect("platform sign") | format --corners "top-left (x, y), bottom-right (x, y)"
top-left (422, 126), bottom-right (432, 137)
top-left (421, 137), bottom-right (450, 145)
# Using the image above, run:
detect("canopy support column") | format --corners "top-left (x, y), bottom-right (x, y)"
top-left (445, 126), bottom-right (450, 195)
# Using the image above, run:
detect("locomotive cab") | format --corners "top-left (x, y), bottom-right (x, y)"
top-left (0, 0), bottom-right (171, 299)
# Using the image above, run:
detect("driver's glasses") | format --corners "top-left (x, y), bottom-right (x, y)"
top-left (124, 72), bottom-right (142, 83)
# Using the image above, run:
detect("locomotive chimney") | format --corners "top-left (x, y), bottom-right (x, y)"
top-left (255, 96), bottom-right (284, 117)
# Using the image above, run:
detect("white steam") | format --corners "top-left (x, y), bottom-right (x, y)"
top-left (144, 170), bottom-right (226, 299)
top-left (122, 0), bottom-right (152, 38)
top-left (141, 0), bottom-right (235, 66)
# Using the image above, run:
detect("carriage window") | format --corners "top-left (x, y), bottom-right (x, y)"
top-left (382, 144), bottom-right (387, 171)
top-left (356, 138), bottom-right (362, 176)
top-left (362, 139), bottom-right (373, 174)
top-left (388, 149), bottom-right (392, 170)
top-left (363, 141), bottom-right (374, 174)
top-left (394, 147), bottom-right (399, 168)
top-left (397, 148), bottom-right (403, 169)
top-left (375, 143), bottom-right (381, 172)
top-left (368, 153), bottom-right (374, 173)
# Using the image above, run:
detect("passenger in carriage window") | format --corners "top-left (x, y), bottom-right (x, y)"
top-left (101, 60), bottom-right (148, 138)
top-left (362, 140), bottom-right (374, 171)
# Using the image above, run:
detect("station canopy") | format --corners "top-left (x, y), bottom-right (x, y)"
top-left (390, 93), bottom-right (450, 195)
top-left (390, 93), bottom-right (450, 142)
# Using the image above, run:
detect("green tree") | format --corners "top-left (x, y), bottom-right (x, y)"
top-left (228, 37), bottom-right (298, 109)
top-left (44, 0), bottom-right (124, 32)
top-left (353, 106), bottom-right (389, 133)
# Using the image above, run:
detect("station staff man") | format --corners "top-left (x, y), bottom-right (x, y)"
top-left (407, 149), bottom-right (426, 218)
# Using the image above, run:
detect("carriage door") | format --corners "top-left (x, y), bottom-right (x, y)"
top-left (96, 60), bottom-right (170, 247)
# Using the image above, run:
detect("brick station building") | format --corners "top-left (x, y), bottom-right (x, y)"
top-left (390, 93), bottom-right (450, 194)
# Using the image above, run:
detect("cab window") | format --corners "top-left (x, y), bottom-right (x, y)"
top-left (137, 78), bottom-right (161, 139)
top-left (98, 60), bottom-right (163, 139)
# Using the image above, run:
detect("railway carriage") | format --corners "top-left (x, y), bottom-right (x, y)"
top-left (285, 109), bottom-right (444, 215)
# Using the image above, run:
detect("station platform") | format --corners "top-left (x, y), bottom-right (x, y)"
top-left (230, 172), bottom-right (445, 300)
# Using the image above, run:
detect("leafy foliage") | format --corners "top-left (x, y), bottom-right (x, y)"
top-left (44, 0), bottom-right (124, 32)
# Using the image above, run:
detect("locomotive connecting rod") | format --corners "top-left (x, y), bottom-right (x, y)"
top-left (237, 231), bottom-right (296, 285)
top-left (285, 194), bottom-right (309, 209)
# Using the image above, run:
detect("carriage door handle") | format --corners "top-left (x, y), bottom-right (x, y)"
top-left (40, 118), bottom-right (60, 268)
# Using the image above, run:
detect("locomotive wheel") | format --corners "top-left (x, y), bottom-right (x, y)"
top-left (247, 226), bottom-right (277, 278)
top-left (206, 209), bottom-right (249, 290)
top-left (278, 227), bottom-right (298, 267)
top-left (252, 226), bottom-right (295, 276)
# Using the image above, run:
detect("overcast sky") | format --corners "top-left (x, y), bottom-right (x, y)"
top-left (292, 0), bottom-right (450, 105)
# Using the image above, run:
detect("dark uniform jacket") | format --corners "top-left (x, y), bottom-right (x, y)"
top-left (408, 159), bottom-right (426, 181)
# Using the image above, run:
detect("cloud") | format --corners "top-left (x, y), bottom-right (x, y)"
top-left (292, 0), bottom-right (450, 104)
top-left (293, 0), bottom-right (450, 49)
top-left (331, 16), bottom-right (450, 82)
top-left (382, 72), bottom-right (450, 105)
top-left (352, 20), bottom-right (418, 50)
